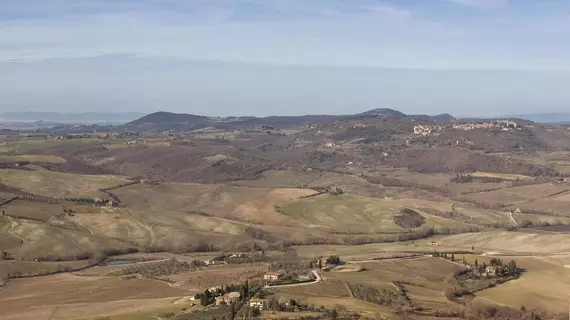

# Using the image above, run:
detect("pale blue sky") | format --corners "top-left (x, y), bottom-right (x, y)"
top-left (1, 0), bottom-right (569, 116)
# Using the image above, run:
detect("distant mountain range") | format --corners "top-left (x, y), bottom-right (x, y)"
top-left (359, 108), bottom-right (407, 118)
top-left (0, 112), bottom-right (145, 123)
top-left (5, 110), bottom-right (568, 125)
top-left (505, 113), bottom-right (570, 124)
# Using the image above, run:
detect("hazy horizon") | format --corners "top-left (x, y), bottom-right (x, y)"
top-left (1, 0), bottom-right (569, 116)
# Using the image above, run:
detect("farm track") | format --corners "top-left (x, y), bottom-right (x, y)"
top-left (543, 188), bottom-right (570, 199)
top-left (119, 208), bottom-right (155, 247)
top-left (49, 305), bottom-right (62, 320)
top-left (56, 178), bottom-right (77, 196)
top-left (508, 211), bottom-right (519, 227)
top-left (0, 196), bottom-right (18, 207)
top-left (6, 219), bottom-right (25, 246)
top-left (73, 217), bottom-right (94, 236)
top-left (132, 274), bottom-right (195, 292)
top-left (343, 281), bottom-right (355, 298)
top-left (500, 188), bottom-right (570, 208)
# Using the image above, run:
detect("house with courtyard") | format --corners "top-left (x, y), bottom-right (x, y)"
top-left (249, 298), bottom-right (268, 310)
top-left (224, 291), bottom-right (241, 304)
top-left (264, 271), bottom-right (284, 281)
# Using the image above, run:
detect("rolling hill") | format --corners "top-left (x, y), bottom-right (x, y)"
top-left (126, 109), bottom-right (461, 132)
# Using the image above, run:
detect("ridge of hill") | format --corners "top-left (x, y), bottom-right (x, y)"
top-left (409, 113), bottom-right (456, 122)
top-left (127, 109), bottom-right (460, 131)
top-left (358, 108), bottom-right (407, 118)
top-left (128, 111), bottom-right (208, 125)
top-left (0, 112), bottom-right (144, 123)
top-left (505, 113), bottom-right (570, 124)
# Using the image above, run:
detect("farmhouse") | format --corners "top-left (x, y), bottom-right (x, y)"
top-left (485, 266), bottom-right (500, 277)
top-left (224, 292), bottom-right (241, 304)
top-left (249, 298), bottom-right (268, 310)
top-left (208, 286), bottom-right (221, 294)
top-left (264, 271), bottom-right (283, 281)
top-left (317, 257), bottom-right (328, 267)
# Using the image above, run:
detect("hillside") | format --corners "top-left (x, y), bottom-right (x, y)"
top-left (410, 113), bottom-right (456, 122)
top-left (126, 109), bottom-right (460, 132)
top-left (506, 113), bottom-right (570, 124)
top-left (128, 111), bottom-right (208, 125)
top-left (29, 113), bottom-right (563, 183)
top-left (0, 112), bottom-right (144, 123)
top-left (358, 108), bottom-right (407, 118)
top-left (3, 112), bottom-right (570, 320)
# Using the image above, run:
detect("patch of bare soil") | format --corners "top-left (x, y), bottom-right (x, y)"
top-left (331, 265), bottom-right (364, 272)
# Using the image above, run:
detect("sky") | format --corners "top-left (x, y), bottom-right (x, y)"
top-left (1, 0), bottom-right (569, 116)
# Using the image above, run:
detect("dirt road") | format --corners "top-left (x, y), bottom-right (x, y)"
top-left (119, 208), bottom-right (155, 246)
top-left (347, 255), bottom-right (432, 264)
top-left (508, 211), bottom-right (519, 227)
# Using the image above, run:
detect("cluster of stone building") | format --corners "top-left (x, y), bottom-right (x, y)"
top-left (413, 120), bottom-right (519, 136)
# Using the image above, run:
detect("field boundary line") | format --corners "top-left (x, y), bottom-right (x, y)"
top-left (436, 257), bottom-right (470, 268)
top-left (49, 305), bottom-right (62, 320)
top-left (0, 196), bottom-right (18, 207)
top-left (344, 281), bottom-right (355, 298)
top-left (120, 208), bottom-right (154, 246)
top-left (543, 188), bottom-right (570, 199)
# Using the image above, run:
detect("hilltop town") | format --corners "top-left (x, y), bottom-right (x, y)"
top-left (413, 120), bottom-right (520, 136)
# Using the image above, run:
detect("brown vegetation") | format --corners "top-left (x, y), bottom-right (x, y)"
top-left (4, 116), bottom-right (570, 319)
top-left (394, 209), bottom-right (426, 229)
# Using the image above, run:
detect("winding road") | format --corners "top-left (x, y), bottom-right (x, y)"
top-left (508, 211), bottom-right (519, 227)
top-left (264, 270), bottom-right (322, 288)
top-left (119, 208), bottom-right (155, 246)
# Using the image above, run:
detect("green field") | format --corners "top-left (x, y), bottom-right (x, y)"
top-left (0, 216), bottom-right (10, 229)
top-left (0, 139), bottom-right (100, 153)
top-left (0, 155), bottom-right (67, 164)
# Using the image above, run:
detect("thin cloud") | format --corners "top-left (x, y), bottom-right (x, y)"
top-left (445, 0), bottom-right (508, 8)
top-left (361, 4), bottom-right (412, 19)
